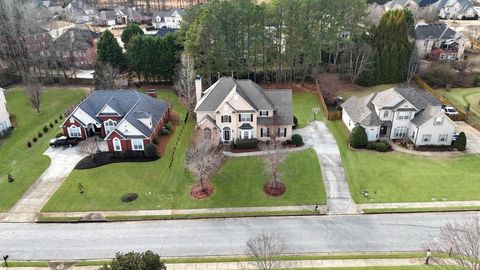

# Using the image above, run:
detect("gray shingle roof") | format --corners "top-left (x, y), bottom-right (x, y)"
top-left (415, 24), bottom-right (456, 40)
top-left (53, 28), bottom-right (98, 50)
top-left (78, 90), bottom-right (168, 138)
top-left (372, 86), bottom-right (441, 110)
top-left (411, 104), bottom-right (443, 126)
top-left (342, 94), bottom-right (383, 126)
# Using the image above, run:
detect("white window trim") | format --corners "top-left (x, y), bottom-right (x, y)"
top-left (113, 138), bottom-right (122, 151)
top-left (104, 119), bottom-right (117, 135)
top-left (68, 125), bottom-right (82, 138)
top-left (131, 139), bottom-right (144, 151)
top-left (240, 113), bottom-right (251, 122)
top-left (240, 130), bottom-right (252, 139)
top-left (438, 134), bottom-right (448, 142)
top-left (422, 134), bottom-right (432, 142)
top-left (434, 117), bottom-right (444, 126)
top-left (259, 110), bottom-right (269, 117)
top-left (261, 127), bottom-right (269, 138)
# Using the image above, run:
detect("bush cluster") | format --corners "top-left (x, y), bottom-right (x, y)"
top-left (366, 141), bottom-right (390, 152)
top-left (349, 125), bottom-right (368, 148)
top-left (235, 138), bottom-right (259, 149)
top-left (144, 143), bottom-right (159, 158)
top-left (291, 134), bottom-right (303, 146)
top-left (454, 132), bottom-right (467, 151)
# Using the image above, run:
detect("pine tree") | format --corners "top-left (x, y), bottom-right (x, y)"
top-left (121, 22), bottom-right (144, 45)
top-left (454, 132), bottom-right (467, 151)
top-left (97, 30), bottom-right (127, 71)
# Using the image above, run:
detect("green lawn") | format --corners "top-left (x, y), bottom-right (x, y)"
top-left (0, 87), bottom-right (86, 211)
top-left (292, 92), bottom-right (324, 127)
top-left (291, 267), bottom-right (442, 270)
top-left (437, 87), bottom-right (480, 128)
top-left (327, 121), bottom-right (480, 204)
top-left (43, 91), bottom-right (326, 212)
top-left (339, 84), bottom-right (396, 99)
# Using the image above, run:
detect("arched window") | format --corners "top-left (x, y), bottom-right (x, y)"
top-left (222, 127), bottom-right (231, 142)
top-left (221, 115), bottom-right (231, 123)
top-left (203, 128), bottom-right (212, 140)
top-left (104, 119), bottom-right (117, 135)
top-left (68, 125), bottom-right (81, 138)
top-left (113, 138), bottom-right (122, 151)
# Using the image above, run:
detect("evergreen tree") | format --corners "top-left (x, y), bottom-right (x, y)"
top-left (454, 132), bottom-right (467, 151)
top-left (97, 30), bottom-right (127, 71)
top-left (349, 125), bottom-right (368, 148)
top-left (121, 22), bottom-right (144, 45)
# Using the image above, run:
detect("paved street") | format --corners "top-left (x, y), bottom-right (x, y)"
top-left (1, 212), bottom-right (478, 260)
top-left (295, 121), bottom-right (357, 215)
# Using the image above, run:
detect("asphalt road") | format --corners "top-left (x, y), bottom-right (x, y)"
top-left (1, 212), bottom-right (478, 260)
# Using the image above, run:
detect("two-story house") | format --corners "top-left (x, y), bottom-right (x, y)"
top-left (0, 88), bottom-right (12, 136)
top-left (52, 28), bottom-right (99, 68)
top-left (61, 90), bottom-right (170, 153)
top-left (414, 23), bottom-right (466, 61)
top-left (341, 86), bottom-right (457, 146)
top-left (194, 77), bottom-right (294, 144)
top-left (151, 9), bottom-right (184, 29)
top-left (437, 0), bottom-right (479, 19)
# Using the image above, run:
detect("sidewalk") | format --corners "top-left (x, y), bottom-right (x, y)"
top-left (223, 145), bottom-right (309, 157)
top-left (0, 258), bottom-right (426, 270)
top-left (361, 200), bottom-right (480, 211)
top-left (40, 204), bottom-right (327, 220)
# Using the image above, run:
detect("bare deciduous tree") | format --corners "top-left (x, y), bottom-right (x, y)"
top-left (426, 216), bottom-right (480, 270)
top-left (94, 62), bottom-right (119, 89)
top-left (78, 137), bottom-right (99, 160)
top-left (245, 233), bottom-right (292, 270)
top-left (464, 26), bottom-right (480, 50)
top-left (406, 49), bottom-right (420, 86)
top-left (175, 53), bottom-right (197, 112)
top-left (259, 136), bottom-right (287, 191)
top-left (25, 78), bottom-right (41, 113)
top-left (414, 6), bottom-right (439, 23)
top-left (348, 42), bottom-right (371, 85)
top-left (366, 3), bottom-right (385, 26)
top-left (187, 138), bottom-right (223, 193)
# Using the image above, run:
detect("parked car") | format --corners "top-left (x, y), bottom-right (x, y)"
top-left (442, 106), bottom-right (459, 115)
top-left (49, 136), bottom-right (80, 148)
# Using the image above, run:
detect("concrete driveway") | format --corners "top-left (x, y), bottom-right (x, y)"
top-left (295, 121), bottom-right (357, 215)
top-left (4, 146), bottom-right (86, 222)
top-left (456, 121), bottom-right (480, 154)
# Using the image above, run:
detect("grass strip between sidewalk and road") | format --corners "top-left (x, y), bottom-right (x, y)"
top-left (363, 206), bottom-right (480, 214)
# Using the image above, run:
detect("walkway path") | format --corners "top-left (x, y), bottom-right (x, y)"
top-left (1, 147), bottom-right (85, 223)
top-left (0, 258), bottom-right (426, 270)
top-left (294, 121), bottom-right (358, 215)
top-left (40, 204), bottom-right (327, 220)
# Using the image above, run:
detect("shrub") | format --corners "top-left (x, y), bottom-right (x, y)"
top-left (43, 125), bottom-right (49, 133)
top-left (27, 141), bottom-right (32, 148)
top-left (59, 115), bottom-right (63, 120)
top-left (293, 116), bottom-right (298, 128)
top-left (32, 137), bottom-right (38, 143)
top-left (49, 122), bottom-right (54, 128)
top-left (160, 127), bottom-right (170, 136)
top-left (366, 141), bottom-right (390, 152)
top-left (235, 138), bottom-right (259, 149)
top-left (454, 132), bottom-right (467, 151)
top-left (164, 122), bottom-right (172, 131)
top-left (291, 134), bottom-right (303, 146)
top-left (54, 119), bottom-right (58, 124)
top-left (56, 132), bottom-right (63, 138)
top-left (349, 125), bottom-right (368, 148)
top-left (421, 65), bottom-right (458, 87)
top-left (152, 136), bottom-right (160, 145)
top-left (144, 143), bottom-right (158, 158)
top-left (38, 132), bottom-right (43, 138)
top-left (473, 76), bottom-right (480, 87)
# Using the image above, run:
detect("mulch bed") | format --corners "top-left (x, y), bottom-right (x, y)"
top-left (263, 181), bottom-right (286, 197)
top-left (75, 152), bottom-right (158, 170)
top-left (414, 145), bottom-right (456, 152)
top-left (157, 125), bottom-right (176, 156)
top-left (190, 182), bottom-right (214, 199)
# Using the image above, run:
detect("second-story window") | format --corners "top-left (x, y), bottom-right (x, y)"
top-left (397, 112), bottom-right (410, 120)
top-left (383, 111), bottom-right (389, 118)
top-left (221, 115), bottom-right (231, 123)
top-left (259, 110), bottom-right (269, 116)
top-left (239, 113), bottom-right (252, 122)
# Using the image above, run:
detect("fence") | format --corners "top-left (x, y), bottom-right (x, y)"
top-left (414, 75), bottom-right (467, 122)
top-left (315, 79), bottom-right (342, 121)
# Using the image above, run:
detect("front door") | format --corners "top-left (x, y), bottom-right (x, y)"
top-left (223, 128), bottom-right (231, 142)
top-left (380, 126), bottom-right (388, 137)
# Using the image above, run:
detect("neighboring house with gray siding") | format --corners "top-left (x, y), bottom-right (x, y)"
top-left (414, 23), bottom-right (466, 61)
top-left (341, 86), bottom-right (456, 146)
top-left (194, 77), bottom-right (293, 144)
top-left (0, 88), bottom-right (12, 135)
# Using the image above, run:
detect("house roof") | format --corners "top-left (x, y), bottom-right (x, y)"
top-left (152, 9), bottom-right (185, 19)
top-left (155, 28), bottom-right (177, 37)
top-left (411, 104), bottom-right (444, 126)
top-left (372, 87), bottom-right (442, 110)
top-left (415, 23), bottom-right (457, 40)
top-left (77, 90), bottom-right (169, 139)
top-left (416, 0), bottom-right (440, 7)
top-left (53, 28), bottom-right (99, 50)
top-left (342, 94), bottom-right (383, 126)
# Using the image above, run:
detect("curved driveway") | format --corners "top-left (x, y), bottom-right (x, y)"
top-left (1, 212), bottom-right (478, 260)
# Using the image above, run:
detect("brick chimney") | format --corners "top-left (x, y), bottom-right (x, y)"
top-left (195, 75), bottom-right (203, 104)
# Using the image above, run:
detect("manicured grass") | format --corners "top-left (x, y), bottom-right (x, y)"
top-left (437, 87), bottom-right (480, 128)
top-left (0, 87), bottom-right (85, 211)
top-left (292, 92), bottom-right (324, 127)
top-left (327, 121), bottom-right (480, 204)
top-left (291, 267), bottom-right (442, 270)
top-left (363, 206), bottom-right (480, 214)
top-left (44, 90), bottom-right (325, 211)
top-left (339, 84), bottom-right (396, 99)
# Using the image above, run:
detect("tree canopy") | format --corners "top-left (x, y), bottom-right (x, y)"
top-left (99, 251), bottom-right (166, 270)
top-left (121, 23), bottom-right (144, 45)
top-left (97, 30), bottom-right (128, 71)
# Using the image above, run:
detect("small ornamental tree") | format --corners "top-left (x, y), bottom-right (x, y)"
top-left (99, 251), bottom-right (166, 270)
top-left (121, 23), bottom-right (144, 45)
top-left (349, 125), bottom-right (368, 148)
top-left (454, 132), bottom-right (467, 151)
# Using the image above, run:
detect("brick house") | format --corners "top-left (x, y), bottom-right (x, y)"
top-left (52, 28), bottom-right (99, 68)
top-left (61, 90), bottom-right (170, 153)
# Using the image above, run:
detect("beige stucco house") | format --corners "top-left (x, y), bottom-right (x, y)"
top-left (0, 87), bottom-right (12, 135)
top-left (194, 77), bottom-right (293, 144)
top-left (341, 86), bottom-right (457, 146)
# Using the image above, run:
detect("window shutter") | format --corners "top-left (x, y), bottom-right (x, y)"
top-left (229, 116), bottom-right (231, 122)
top-left (260, 128), bottom-right (263, 137)
top-left (239, 114), bottom-right (241, 122)
top-left (221, 116), bottom-right (224, 123)
top-left (267, 128), bottom-right (270, 137)
top-left (250, 114), bottom-right (253, 122)
top-left (266, 111), bottom-right (269, 116)
top-left (278, 128), bottom-right (280, 136)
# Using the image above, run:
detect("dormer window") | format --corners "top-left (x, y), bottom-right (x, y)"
top-left (259, 110), bottom-right (269, 117)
